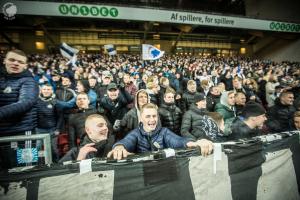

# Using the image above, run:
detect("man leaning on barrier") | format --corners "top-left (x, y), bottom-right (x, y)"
top-left (59, 114), bottom-right (115, 163)
top-left (107, 103), bottom-right (213, 160)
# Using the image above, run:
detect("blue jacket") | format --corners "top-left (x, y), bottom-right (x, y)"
top-left (0, 68), bottom-right (39, 135)
top-left (114, 123), bottom-right (194, 153)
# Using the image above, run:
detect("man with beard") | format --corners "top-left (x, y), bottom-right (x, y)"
top-left (107, 103), bottom-right (214, 160)
top-left (60, 114), bottom-right (114, 162)
top-left (158, 87), bottom-right (182, 135)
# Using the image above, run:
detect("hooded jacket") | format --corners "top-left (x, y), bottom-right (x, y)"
top-left (215, 91), bottom-right (236, 121)
top-left (0, 68), bottom-right (39, 135)
top-left (119, 89), bottom-right (151, 135)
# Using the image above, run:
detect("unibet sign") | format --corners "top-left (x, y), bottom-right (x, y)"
top-left (269, 22), bottom-right (300, 32)
top-left (58, 4), bottom-right (118, 17)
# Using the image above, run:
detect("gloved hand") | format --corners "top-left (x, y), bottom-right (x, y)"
top-left (113, 119), bottom-right (121, 130)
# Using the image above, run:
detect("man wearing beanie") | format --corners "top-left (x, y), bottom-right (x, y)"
top-left (229, 102), bottom-right (267, 140)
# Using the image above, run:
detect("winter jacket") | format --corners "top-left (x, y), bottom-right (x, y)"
top-left (99, 88), bottom-right (133, 125)
top-left (158, 102), bottom-right (182, 135)
top-left (114, 123), bottom-right (193, 153)
top-left (59, 134), bottom-right (115, 163)
top-left (181, 91), bottom-right (200, 113)
top-left (68, 107), bottom-right (98, 148)
top-left (266, 98), bottom-right (296, 133)
top-left (206, 93), bottom-right (221, 112)
top-left (0, 69), bottom-right (39, 135)
top-left (181, 105), bottom-right (224, 142)
top-left (229, 117), bottom-right (262, 140)
top-left (36, 94), bottom-right (60, 129)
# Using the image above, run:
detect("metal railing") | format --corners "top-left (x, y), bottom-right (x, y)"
top-left (0, 134), bottom-right (52, 165)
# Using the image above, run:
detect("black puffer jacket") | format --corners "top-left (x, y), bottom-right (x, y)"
top-left (36, 95), bottom-right (59, 129)
top-left (206, 93), bottom-right (221, 112)
top-left (229, 117), bottom-right (262, 140)
top-left (68, 107), bottom-right (98, 149)
top-left (59, 134), bottom-right (115, 163)
top-left (158, 102), bottom-right (182, 135)
top-left (181, 91), bottom-right (200, 113)
top-left (181, 105), bottom-right (224, 142)
top-left (0, 68), bottom-right (39, 135)
top-left (266, 98), bottom-right (296, 133)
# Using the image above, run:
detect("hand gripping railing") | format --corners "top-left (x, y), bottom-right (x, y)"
top-left (0, 134), bottom-right (52, 165)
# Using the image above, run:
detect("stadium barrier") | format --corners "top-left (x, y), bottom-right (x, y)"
top-left (0, 131), bottom-right (299, 200)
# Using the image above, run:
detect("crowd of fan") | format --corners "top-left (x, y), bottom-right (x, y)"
top-left (1, 50), bottom-right (300, 168)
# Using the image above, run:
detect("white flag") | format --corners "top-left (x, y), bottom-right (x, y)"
top-left (104, 44), bottom-right (117, 56)
top-left (60, 43), bottom-right (79, 67)
top-left (142, 44), bottom-right (165, 60)
top-left (60, 43), bottom-right (79, 59)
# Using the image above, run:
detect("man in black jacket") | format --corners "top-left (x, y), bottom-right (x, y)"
top-left (158, 87), bottom-right (182, 135)
top-left (0, 49), bottom-right (39, 169)
top-left (98, 83), bottom-right (133, 127)
top-left (181, 93), bottom-right (224, 142)
top-left (36, 84), bottom-right (61, 162)
top-left (206, 86), bottom-right (221, 112)
top-left (60, 114), bottom-right (114, 163)
top-left (229, 102), bottom-right (267, 140)
top-left (68, 93), bottom-right (98, 149)
top-left (266, 91), bottom-right (296, 133)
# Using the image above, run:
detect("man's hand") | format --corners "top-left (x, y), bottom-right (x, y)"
top-left (186, 139), bottom-right (213, 157)
top-left (107, 145), bottom-right (130, 160)
top-left (113, 120), bottom-right (121, 131)
top-left (77, 143), bottom-right (97, 161)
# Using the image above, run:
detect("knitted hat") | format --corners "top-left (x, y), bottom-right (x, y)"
top-left (194, 93), bottom-right (206, 103)
top-left (241, 102), bottom-right (266, 118)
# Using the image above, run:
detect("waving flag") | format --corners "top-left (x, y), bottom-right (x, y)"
top-left (60, 43), bottom-right (79, 67)
top-left (142, 44), bottom-right (165, 60)
top-left (104, 44), bottom-right (117, 56)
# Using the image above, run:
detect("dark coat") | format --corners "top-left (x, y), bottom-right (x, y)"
top-left (181, 105), bottom-right (224, 142)
top-left (99, 89), bottom-right (133, 125)
top-left (229, 117), bottom-right (262, 140)
top-left (68, 108), bottom-right (98, 149)
top-left (181, 91), bottom-right (200, 113)
top-left (36, 95), bottom-right (59, 129)
top-left (59, 134), bottom-right (115, 163)
top-left (206, 93), bottom-right (221, 112)
top-left (266, 99), bottom-right (296, 133)
top-left (0, 69), bottom-right (39, 135)
top-left (158, 103), bottom-right (182, 135)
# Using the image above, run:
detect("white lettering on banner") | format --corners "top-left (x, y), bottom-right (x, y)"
top-left (1, 0), bottom-right (300, 33)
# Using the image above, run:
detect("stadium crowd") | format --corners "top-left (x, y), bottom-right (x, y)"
top-left (1, 49), bottom-right (300, 168)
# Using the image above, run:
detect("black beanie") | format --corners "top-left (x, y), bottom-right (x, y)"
top-left (241, 102), bottom-right (266, 118)
top-left (194, 93), bottom-right (206, 103)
